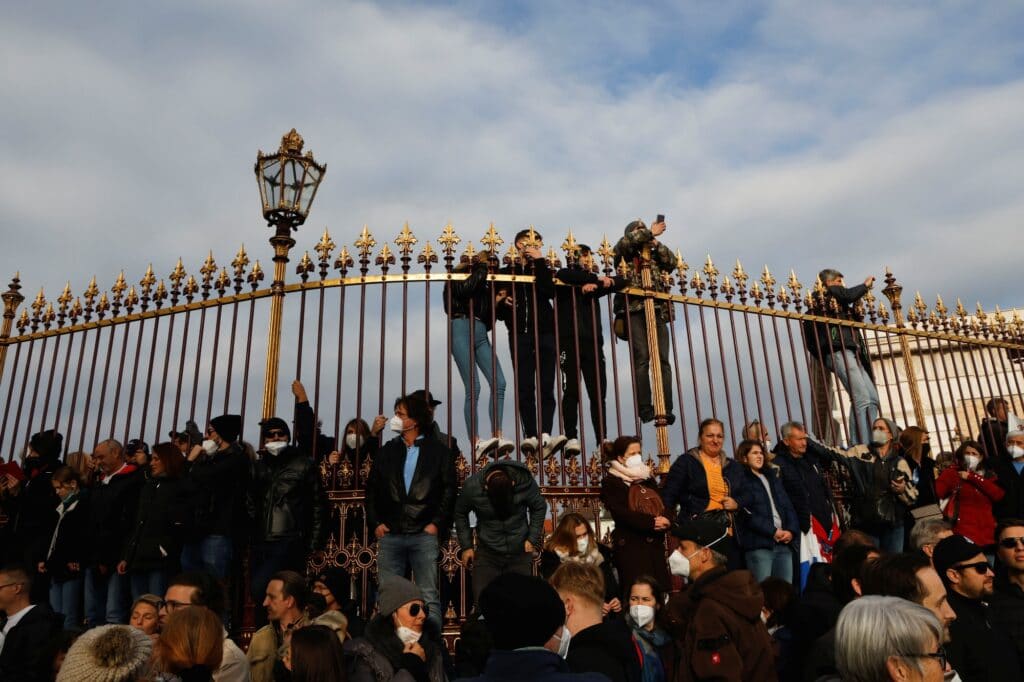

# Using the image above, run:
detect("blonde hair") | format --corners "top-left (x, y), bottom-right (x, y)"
top-left (549, 561), bottom-right (605, 608)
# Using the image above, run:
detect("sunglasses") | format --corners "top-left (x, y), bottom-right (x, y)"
top-left (406, 603), bottom-right (428, 617)
top-left (999, 536), bottom-right (1024, 550)
top-left (952, 560), bottom-right (992, 575)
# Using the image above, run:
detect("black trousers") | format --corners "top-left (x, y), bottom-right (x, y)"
top-left (511, 331), bottom-right (557, 438)
top-left (558, 330), bottom-right (607, 441)
top-left (628, 309), bottom-right (674, 417)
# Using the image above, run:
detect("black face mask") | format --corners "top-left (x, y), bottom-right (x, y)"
top-left (23, 455), bottom-right (42, 473)
top-left (920, 443), bottom-right (931, 458)
top-left (485, 473), bottom-right (515, 520)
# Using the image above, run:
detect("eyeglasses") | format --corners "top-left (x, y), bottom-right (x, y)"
top-left (952, 560), bottom-right (992, 575)
top-left (903, 648), bottom-right (947, 670)
top-left (406, 603), bottom-right (428, 617)
top-left (157, 599), bottom-right (195, 612)
top-left (999, 536), bottom-right (1024, 550)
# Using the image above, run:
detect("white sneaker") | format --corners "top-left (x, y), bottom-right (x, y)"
top-left (520, 436), bottom-right (540, 456)
top-left (475, 437), bottom-right (499, 459)
top-left (542, 433), bottom-right (568, 459)
top-left (563, 438), bottom-right (581, 457)
top-left (495, 438), bottom-right (515, 457)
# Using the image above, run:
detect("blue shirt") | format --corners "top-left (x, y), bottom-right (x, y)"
top-left (1014, 460), bottom-right (1024, 476)
top-left (404, 438), bottom-right (422, 492)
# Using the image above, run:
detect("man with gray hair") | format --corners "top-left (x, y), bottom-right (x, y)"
top-left (804, 268), bottom-right (881, 445)
top-left (909, 518), bottom-right (953, 562)
top-left (994, 428), bottom-right (1024, 519)
top-left (84, 439), bottom-right (143, 625)
top-left (835, 596), bottom-right (949, 681)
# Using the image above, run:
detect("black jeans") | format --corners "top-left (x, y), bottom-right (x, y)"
top-left (511, 331), bottom-right (557, 438)
top-left (558, 331), bottom-right (607, 441)
top-left (471, 546), bottom-right (534, 605)
top-left (628, 309), bottom-right (673, 417)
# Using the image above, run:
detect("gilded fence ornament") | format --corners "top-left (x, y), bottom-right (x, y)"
top-left (232, 246), bottom-right (250, 292)
top-left (30, 289), bottom-right (46, 333)
top-left (248, 261), bottom-right (264, 290)
top-left (906, 306), bottom-right (920, 328)
top-left (42, 303), bottom-right (56, 331)
top-left (703, 255), bottom-right (720, 298)
top-left (994, 306), bottom-right (1007, 335)
top-left (296, 251), bottom-right (314, 282)
top-left (975, 303), bottom-right (989, 336)
top-left (520, 226), bottom-right (542, 250)
top-left (417, 242), bottom-right (438, 271)
top-left (182, 275), bottom-right (198, 303)
top-left (660, 271), bottom-right (674, 291)
top-left (395, 223), bottom-right (417, 271)
top-left (438, 223), bottom-right (460, 270)
top-left (751, 281), bottom-right (765, 306)
top-left (1012, 310), bottom-right (1024, 337)
top-left (95, 292), bottom-right (110, 320)
top-left (153, 281), bottom-right (167, 308)
top-left (617, 257), bottom-right (631, 279)
top-left (777, 285), bottom-right (791, 310)
top-left (359, 456), bottom-right (373, 489)
top-left (124, 285), bottom-right (139, 314)
top-left (461, 241), bottom-right (477, 264)
top-left (111, 272), bottom-right (127, 316)
top-left (597, 236), bottom-right (615, 273)
top-left (546, 246), bottom-right (561, 269)
top-left (17, 309), bottom-right (29, 334)
top-left (354, 226), bottom-right (377, 275)
top-left (376, 243), bottom-right (395, 273)
top-left (57, 283), bottom-right (73, 327)
top-left (502, 242), bottom-right (520, 267)
top-left (560, 230), bottom-right (578, 263)
top-left (481, 223), bottom-right (503, 255)
top-left (83, 277), bottom-right (99, 322)
top-left (454, 453), bottom-right (469, 485)
top-left (565, 455), bottom-right (582, 486)
top-left (544, 453), bottom-right (561, 486)
top-left (690, 270), bottom-right (705, 297)
top-left (333, 247), bottom-right (353, 276)
top-left (865, 296), bottom-right (878, 324)
top-left (587, 452), bottom-right (602, 484)
top-left (733, 260), bottom-right (749, 303)
top-left (69, 298), bottom-right (83, 325)
top-left (721, 275), bottom-right (735, 302)
top-left (213, 268), bottom-right (229, 296)
top-left (168, 259), bottom-right (186, 306)
top-left (315, 230), bottom-right (336, 279)
top-left (199, 253), bottom-right (217, 299)
top-left (440, 537), bottom-right (462, 582)
top-left (139, 266), bottom-right (156, 311)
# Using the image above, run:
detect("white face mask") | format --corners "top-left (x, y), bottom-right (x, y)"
top-left (264, 441), bottom-right (287, 456)
top-left (346, 433), bottom-right (365, 450)
top-left (201, 439), bottom-right (218, 455)
top-left (624, 454), bottom-right (644, 469)
top-left (668, 549), bottom-right (694, 578)
top-left (630, 604), bottom-right (654, 628)
top-left (871, 429), bottom-right (890, 445)
top-left (1009, 445), bottom-right (1024, 460)
top-left (389, 415), bottom-right (406, 433)
top-left (396, 625), bottom-right (421, 645)
top-left (964, 454), bottom-right (981, 471)
top-left (576, 537), bottom-right (589, 554)
top-left (556, 625), bottom-right (571, 658)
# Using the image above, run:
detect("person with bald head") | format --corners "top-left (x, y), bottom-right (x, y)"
top-left (84, 439), bottom-right (143, 625)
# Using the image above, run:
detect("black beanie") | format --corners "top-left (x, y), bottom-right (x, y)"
top-left (316, 567), bottom-right (350, 605)
top-left (29, 429), bottom-right (63, 462)
top-left (259, 417), bottom-right (291, 440)
top-left (479, 573), bottom-right (565, 650)
top-left (209, 414), bottom-right (242, 443)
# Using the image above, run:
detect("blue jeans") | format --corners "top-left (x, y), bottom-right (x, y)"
top-left (451, 317), bottom-right (506, 439)
top-left (130, 570), bottom-right (169, 601)
top-left (870, 525), bottom-right (905, 554)
top-left (822, 348), bottom-right (880, 445)
top-left (180, 535), bottom-right (233, 580)
top-left (377, 532), bottom-right (441, 631)
top-left (84, 568), bottom-right (130, 625)
top-left (745, 545), bottom-right (794, 584)
top-left (50, 577), bottom-right (83, 629)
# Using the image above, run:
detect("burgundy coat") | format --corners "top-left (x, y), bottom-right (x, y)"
top-left (601, 474), bottom-right (670, 595)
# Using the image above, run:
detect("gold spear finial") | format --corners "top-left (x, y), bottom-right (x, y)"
top-left (354, 226), bottom-right (377, 260)
top-left (315, 229), bottom-right (336, 263)
top-left (418, 241), bottom-right (438, 266)
top-left (761, 265), bottom-right (776, 291)
top-left (561, 230), bottom-right (579, 257)
top-left (597, 235), bottom-right (615, 269)
top-left (480, 223), bottom-right (503, 254)
top-left (675, 249), bottom-right (689, 277)
top-left (462, 241), bottom-right (477, 262)
top-left (438, 223), bottom-right (461, 258)
top-left (732, 259), bottom-right (748, 286)
top-left (395, 222), bottom-right (417, 258)
top-left (703, 254), bottom-right (719, 282)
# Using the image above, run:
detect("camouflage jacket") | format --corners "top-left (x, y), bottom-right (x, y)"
top-left (612, 226), bottom-right (678, 316)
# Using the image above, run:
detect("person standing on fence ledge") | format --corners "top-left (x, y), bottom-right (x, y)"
top-left (804, 268), bottom-right (881, 446)
top-left (366, 393), bottom-right (456, 632)
top-left (181, 414), bottom-right (250, 582)
top-left (976, 397), bottom-right (1011, 462)
top-left (555, 245), bottom-right (623, 456)
top-left (613, 218), bottom-right (676, 426)
top-left (249, 414), bottom-right (326, 618)
top-left (496, 228), bottom-right (567, 460)
top-left (455, 454), bottom-right (547, 605)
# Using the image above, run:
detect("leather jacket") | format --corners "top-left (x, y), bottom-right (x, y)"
top-left (444, 261), bottom-right (496, 330)
top-left (250, 446), bottom-right (326, 550)
top-left (497, 257), bottom-right (556, 335)
top-left (366, 434), bottom-right (456, 536)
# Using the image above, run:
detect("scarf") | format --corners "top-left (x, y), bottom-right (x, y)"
top-left (608, 459), bottom-right (653, 484)
top-left (554, 544), bottom-right (604, 566)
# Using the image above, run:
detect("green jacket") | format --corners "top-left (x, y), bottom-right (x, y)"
top-left (613, 226), bottom-right (678, 316)
top-left (454, 460), bottom-right (547, 554)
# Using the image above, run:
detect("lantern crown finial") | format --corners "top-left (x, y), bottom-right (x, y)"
top-left (280, 128), bottom-right (304, 154)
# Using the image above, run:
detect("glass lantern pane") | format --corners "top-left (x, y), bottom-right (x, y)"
top-left (283, 159), bottom-right (300, 208)
top-left (300, 166), bottom-right (321, 214)
top-left (261, 158), bottom-right (282, 208)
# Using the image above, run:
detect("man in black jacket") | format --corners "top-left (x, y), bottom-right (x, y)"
top-left (0, 564), bottom-right (63, 682)
top-left (249, 415), bottom-right (326, 610)
top-left (804, 269), bottom-right (881, 445)
top-left (84, 439), bottom-right (143, 625)
top-left (934, 534), bottom-right (1022, 681)
top-left (366, 393), bottom-right (456, 631)
top-left (497, 228), bottom-right (566, 459)
top-left (977, 398), bottom-right (1010, 462)
top-left (991, 519), bottom-right (1024, 673)
top-left (554, 245), bottom-right (623, 455)
top-left (182, 414), bottom-right (250, 581)
top-left (994, 429), bottom-right (1024, 520)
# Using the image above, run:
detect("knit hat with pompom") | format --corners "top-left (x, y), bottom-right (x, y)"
top-left (57, 625), bottom-right (153, 682)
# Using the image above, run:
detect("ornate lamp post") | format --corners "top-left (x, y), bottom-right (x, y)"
top-left (255, 129), bottom-right (326, 418)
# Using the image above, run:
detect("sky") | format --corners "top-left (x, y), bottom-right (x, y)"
top-left (2, 0), bottom-right (1023, 314)
top-left (1, 1), bottom-right (1024, 457)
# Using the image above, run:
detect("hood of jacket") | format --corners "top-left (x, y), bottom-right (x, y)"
top-left (479, 459), bottom-right (535, 495)
top-left (684, 567), bottom-right (764, 623)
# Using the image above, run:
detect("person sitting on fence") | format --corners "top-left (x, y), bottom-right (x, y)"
top-left (539, 512), bottom-right (621, 617)
top-left (445, 251), bottom-right (514, 461)
top-left (803, 268), bottom-right (881, 445)
top-left (612, 217), bottom-right (676, 426)
top-left (249, 415), bottom-right (326, 620)
top-left (366, 393), bottom-right (456, 632)
top-left (935, 440), bottom-right (1004, 551)
top-left (455, 455), bottom-right (547, 605)
top-left (182, 414), bottom-right (250, 582)
top-left (977, 397), bottom-right (1011, 462)
top-left (599, 436), bottom-right (671, 595)
top-left (344, 575), bottom-right (446, 682)
top-left (554, 244), bottom-right (624, 456)
top-left (496, 228), bottom-right (567, 460)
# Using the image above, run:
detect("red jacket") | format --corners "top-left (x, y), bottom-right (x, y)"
top-left (935, 466), bottom-right (1005, 546)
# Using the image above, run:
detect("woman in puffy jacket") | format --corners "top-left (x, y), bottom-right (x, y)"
top-left (444, 252), bottom-right (513, 461)
top-left (733, 440), bottom-right (800, 583)
top-left (118, 442), bottom-right (194, 598)
top-left (935, 440), bottom-right (1004, 549)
